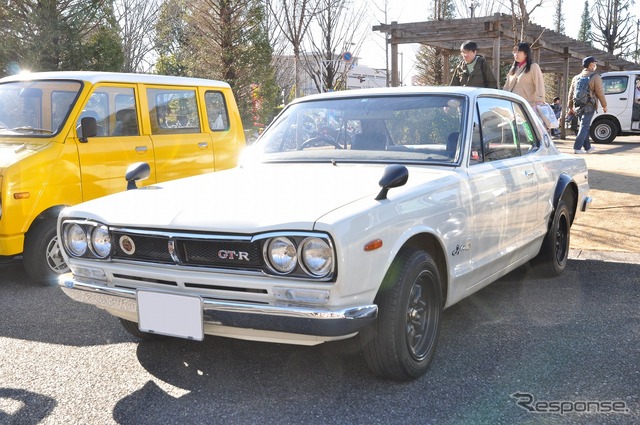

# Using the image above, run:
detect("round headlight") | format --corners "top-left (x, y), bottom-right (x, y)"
top-left (300, 238), bottom-right (333, 277)
top-left (91, 225), bottom-right (111, 258)
top-left (266, 237), bottom-right (297, 274)
top-left (65, 224), bottom-right (88, 256)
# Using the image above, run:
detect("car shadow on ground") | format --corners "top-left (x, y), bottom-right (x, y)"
top-left (0, 261), bottom-right (133, 346)
top-left (112, 260), bottom-right (639, 424)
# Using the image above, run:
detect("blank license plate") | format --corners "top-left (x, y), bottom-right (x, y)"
top-left (137, 291), bottom-right (204, 341)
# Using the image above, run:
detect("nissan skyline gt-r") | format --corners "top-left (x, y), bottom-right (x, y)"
top-left (57, 86), bottom-right (591, 380)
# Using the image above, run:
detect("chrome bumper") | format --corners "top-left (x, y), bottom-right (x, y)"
top-left (58, 274), bottom-right (377, 337)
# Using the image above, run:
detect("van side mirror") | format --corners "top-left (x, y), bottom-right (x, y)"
top-left (125, 162), bottom-right (151, 190)
top-left (79, 117), bottom-right (97, 143)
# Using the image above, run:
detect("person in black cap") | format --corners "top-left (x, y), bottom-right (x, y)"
top-left (567, 56), bottom-right (607, 154)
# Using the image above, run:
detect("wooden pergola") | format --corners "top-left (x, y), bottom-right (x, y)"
top-left (374, 13), bottom-right (640, 137)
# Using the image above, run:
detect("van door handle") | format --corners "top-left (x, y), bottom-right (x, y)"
top-left (524, 170), bottom-right (534, 178)
top-left (198, 142), bottom-right (209, 149)
top-left (135, 146), bottom-right (148, 153)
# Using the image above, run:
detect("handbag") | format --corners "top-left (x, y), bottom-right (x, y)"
top-left (536, 103), bottom-right (559, 129)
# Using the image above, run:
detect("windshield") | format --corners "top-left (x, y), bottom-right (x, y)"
top-left (250, 94), bottom-right (467, 164)
top-left (0, 80), bottom-right (82, 136)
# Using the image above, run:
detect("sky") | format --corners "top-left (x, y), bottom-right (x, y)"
top-left (354, 0), bottom-right (582, 84)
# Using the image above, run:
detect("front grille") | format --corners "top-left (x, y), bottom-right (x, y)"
top-left (112, 231), bottom-right (263, 270)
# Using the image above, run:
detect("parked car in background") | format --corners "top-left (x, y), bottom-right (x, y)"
top-left (58, 87), bottom-right (590, 380)
top-left (0, 72), bottom-right (245, 285)
top-left (590, 70), bottom-right (640, 143)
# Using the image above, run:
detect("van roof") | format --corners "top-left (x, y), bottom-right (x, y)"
top-left (601, 70), bottom-right (640, 77)
top-left (0, 71), bottom-right (231, 88)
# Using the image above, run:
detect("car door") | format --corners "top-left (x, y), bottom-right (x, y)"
top-left (74, 84), bottom-right (155, 201)
top-left (144, 86), bottom-right (215, 183)
top-left (465, 97), bottom-right (538, 286)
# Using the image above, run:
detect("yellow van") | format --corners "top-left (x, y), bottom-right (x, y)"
top-left (0, 71), bottom-right (245, 284)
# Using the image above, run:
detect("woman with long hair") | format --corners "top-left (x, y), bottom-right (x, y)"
top-left (503, 42), bottom-right (545, 107)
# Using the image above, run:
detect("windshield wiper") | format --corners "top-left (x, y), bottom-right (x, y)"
top-left (10, 126), bottom-right (53, 134)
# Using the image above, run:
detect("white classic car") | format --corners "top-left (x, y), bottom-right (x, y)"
top-left (58, 87), bottom-right (590, 380)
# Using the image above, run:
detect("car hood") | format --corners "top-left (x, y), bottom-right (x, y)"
top-left (0, 140), bottom-right (47, 168)
top-left (64, 163), bottom-right (450, 233)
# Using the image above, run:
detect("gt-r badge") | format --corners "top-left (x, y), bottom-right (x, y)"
top-left (119, 235), bottom-right (136, 255)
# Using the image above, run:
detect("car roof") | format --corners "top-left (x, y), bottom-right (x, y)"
top-left (0, 71), bottom-right (231, 88)
top-left (290, 86), bottom-right (512, 104)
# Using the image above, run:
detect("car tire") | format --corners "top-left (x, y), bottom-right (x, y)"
top-left (360, 248), bottom-right (442, 380)
top-left (532, 200), bottom-right (571, 277)
top-left (119, 319), bottom-right (166, 340)
top-left (589, 118), bottom-right (617, 144)
top-left (23, 218), bottom-right (70, 286)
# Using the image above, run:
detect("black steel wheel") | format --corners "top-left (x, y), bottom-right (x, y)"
top-left (532, 200), bottom-right (571, 277)
top-left (361, 248), bottom-right (442, 380)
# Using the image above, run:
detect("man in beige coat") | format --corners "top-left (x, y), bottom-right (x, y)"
top-left (567, 56), bottom-right (608, 154)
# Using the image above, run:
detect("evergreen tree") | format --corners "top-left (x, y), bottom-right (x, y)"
top-left (0, 0), bottom-right (123, 74)
top-left (578, 1), bottom-right (593, 45)
top-left (415, 0), bottom-right (456, 86)
top-left (553, 0), bottom-right (565, 34)
top-left (154, 0), bottom-right (280, 130)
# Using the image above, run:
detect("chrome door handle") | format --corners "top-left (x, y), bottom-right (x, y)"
top-left (135, 146), bottom-right (148, 153)
top-left (524, 170), bottom-right (534, 178)
top-left (198, 142), bottom-right (209, 149)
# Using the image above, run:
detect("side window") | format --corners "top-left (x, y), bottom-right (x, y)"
top-left (205, 91), bottom-right (229, 131)
top-left (470, 105), bottom-right (483, 164)
top-left (602, 76), bottom-right (627, 95)
top-left (477, 97), bottom-right (520, 161)
top-left (77, 92), bottom-right (108, 137)
top-left (513, 102), bottom-right (537, 155)
top-left (110, 89), bottom-right (138, 137)
top-left (147, 88), bottom-right (200, 134)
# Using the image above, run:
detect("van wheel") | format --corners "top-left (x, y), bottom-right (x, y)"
top-left (531, 200), bottom-right (570, 277)
top-left (360, 248), bottom-right (442, 380)
top-left (589, 119), bottom-right (617, 144)
top-left (23, 219), bottom-right (69, 286)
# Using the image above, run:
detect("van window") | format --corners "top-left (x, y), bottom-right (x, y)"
top-left (77, 86), bottom-right (138, 138)
top-left (205, 91), bottom-right (229, 130)
top-left (602, 76), bottom-right (628, 95)
top-left (147, 88), bottom-right (200, 134)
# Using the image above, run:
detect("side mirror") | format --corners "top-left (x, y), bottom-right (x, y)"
top-left (79, 117), bottom-right (97, 143)
top-left (125, 162), bottom-right (151, 190)
top-left (375, 164), bottom-right (409, 201)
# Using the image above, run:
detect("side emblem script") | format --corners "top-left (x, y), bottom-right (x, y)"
top-left (119, 235), bottom-right (136, 255)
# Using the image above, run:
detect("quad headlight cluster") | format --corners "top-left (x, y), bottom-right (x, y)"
top-left (62, 220), bottom-right (112, 259)
top-left (263, 235), bottom-right (334, 279)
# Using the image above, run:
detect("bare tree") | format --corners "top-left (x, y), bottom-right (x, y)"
top-left (505, 0), bottom-right (546, 41)
top-left (454, 0), bottom-right (498, 18)
top-left (592, 0), bottom-right (636, 57)
top-left (115, 0), bottom-right (161, 73)
top-left (302, 0), bottom-right (369, 93)
top-left (268, 0), bottom-right (322, 98)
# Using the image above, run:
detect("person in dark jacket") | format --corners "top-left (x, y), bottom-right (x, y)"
top-left (450, 40), bottom-right (498, 88)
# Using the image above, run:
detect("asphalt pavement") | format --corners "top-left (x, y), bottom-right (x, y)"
top-left (0, 257), bottom-right (638, 424)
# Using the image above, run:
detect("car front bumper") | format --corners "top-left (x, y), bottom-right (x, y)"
top-left (58, 273), bottom-right (378, 338)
